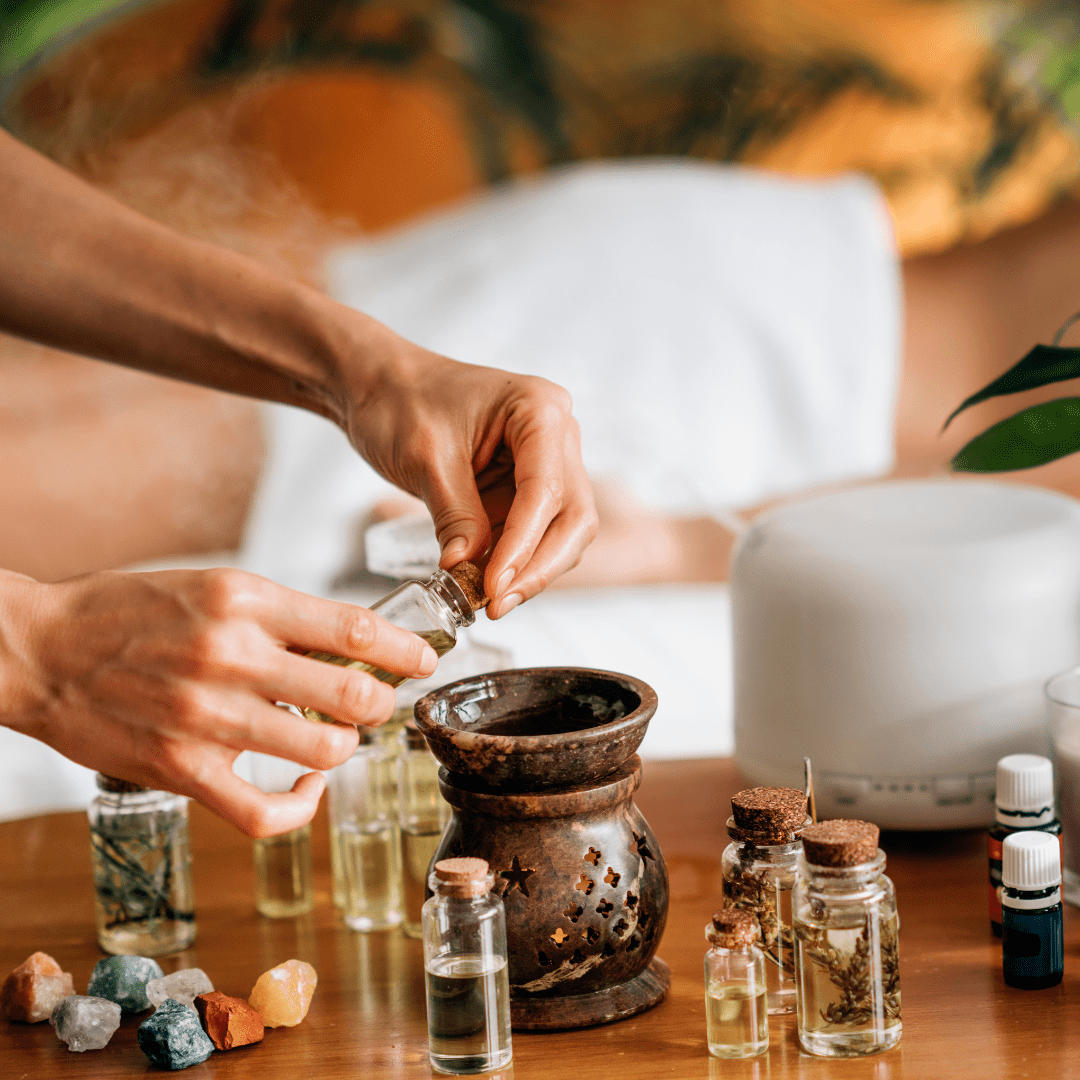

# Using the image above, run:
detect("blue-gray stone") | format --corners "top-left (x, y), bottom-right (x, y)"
top-left (137, 999), bottom-right (215, 1069)
top-left (87, 956), bottom-right (164, 1014)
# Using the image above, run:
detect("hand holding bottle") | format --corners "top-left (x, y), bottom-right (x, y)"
top-left (0, 566), bottom-right (437, 836)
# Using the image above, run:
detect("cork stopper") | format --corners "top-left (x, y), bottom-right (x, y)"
top-left (707, 907), bottom-right (760, 948)
top-left (449, 561), bottom-right (489, 611)
top-left (95, 774), bottom-right (147, 794)
top-left (729, 786), bottom-right (808, 843)
top-left (434, 857), bottom-right (491, 898)
top-left (801, 819), bottom-right (880, 867)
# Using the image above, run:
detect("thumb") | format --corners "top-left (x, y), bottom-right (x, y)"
top-left (423, 456), bottom-right (493, 568)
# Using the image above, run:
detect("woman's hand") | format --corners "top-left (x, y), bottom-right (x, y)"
top-left (0, 567), bottom-right (436, 836)
top-left (337, 334), bottom-right (599, 619)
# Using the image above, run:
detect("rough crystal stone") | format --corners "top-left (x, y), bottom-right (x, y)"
top-left (248, 959), bottom-right (317, 1028)
top-left (137, 998), bottom-right (215, 1069)
top-left (50, 995), bottom-right (122, 1052)
top-left (146, 969), bottom-right (214, 1011)
top-left (1, 951), bottom-right (75, 1023)
top-left (194, 991), bottom-right (265, 1049)
top-left (87, 955), bottom-right (164, 1014)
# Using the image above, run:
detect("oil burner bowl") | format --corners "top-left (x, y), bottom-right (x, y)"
top-left (413, 667), bottom-right (657, 791)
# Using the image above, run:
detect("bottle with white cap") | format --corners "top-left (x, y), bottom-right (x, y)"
top-left (1001, 831), bottom-right (1064, 989)
top-left (988, 755), bottom-right (1062, 935)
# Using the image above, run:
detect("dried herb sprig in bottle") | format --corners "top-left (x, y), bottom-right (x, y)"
top-left (301, 562), bottom-right (488, 723)
top-left (88, 775), bottom-right (196, 957)
top-left (721, 786), bottom-right (810, 1014)
top-left (793, 819), bottom-right (901, 1058)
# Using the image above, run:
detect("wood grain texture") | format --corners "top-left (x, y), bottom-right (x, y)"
top-left (1, 757), bottom-right (1077, 1078)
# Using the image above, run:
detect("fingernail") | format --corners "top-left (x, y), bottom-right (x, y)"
top-left (495, 592), bottom-right (523, 619)
top-left (494, 568), bottom-right (515, 597)
top-left (419, 644), bottom-right (439, 676)
top-left (443, 538), bottom-right (468, 564)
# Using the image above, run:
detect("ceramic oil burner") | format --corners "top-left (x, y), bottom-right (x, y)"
top-left (414, 667), bottom-right (669, 1031)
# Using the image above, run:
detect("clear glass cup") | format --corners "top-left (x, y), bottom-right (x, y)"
top-left (793, 849), bottom-right (901, 1057)
top-left (248, 753), bottom-right (315, 918)
top-left (1046, 667), bottom-right (1080, 906)
top-left (328, 734), bottom-right (403, 930)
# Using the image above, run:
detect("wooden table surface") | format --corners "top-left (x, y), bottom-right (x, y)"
top-left (2, 757), bottom-right (1078, 1079)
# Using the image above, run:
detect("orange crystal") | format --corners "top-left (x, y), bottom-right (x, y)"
top-left (1, 951), bottom-right (75, 1023)
top-left (248, 960), bottom-right (317, 1029)
top-left (195, 991), bottom-right (265, 1050)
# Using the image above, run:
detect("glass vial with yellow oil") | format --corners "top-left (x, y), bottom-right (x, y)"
top-left (301, 563), bottom-right (487, 721)
top-left (328, 729), bottom-right (403, 930)
top-left (704, 907), bottom-right (769, 1059)
top-left (399, 719), bottom-right (452, 938)
top-left (88, 775), bottom-right (197, 956)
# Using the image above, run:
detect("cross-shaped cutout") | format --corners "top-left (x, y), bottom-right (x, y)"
top-left (596, 899), bottom-right (614, 918)
top-left (499, 855), bottom-right (535, 897)
top-left (574, 874), bottom-right (595, 896)
top-left (630, 832), bottom-right (654, 861)
top-left (562, 904), bottom-right (584, 923)
top-left (626, 892), bottom-right (638, 909)
top-left (584, 847), bottom-right (601, 866)
top-left (586, 926), bottom-right (600, 945)
top-left (551, 927), bottom-right (569, 946)
top-left (604, 867), bottom-right (620, 887)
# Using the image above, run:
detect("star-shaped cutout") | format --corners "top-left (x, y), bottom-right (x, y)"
top-left (499, 855), bottom-right (536, 897)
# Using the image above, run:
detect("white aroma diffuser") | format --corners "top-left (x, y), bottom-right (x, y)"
top-left (732, 479), bottom-right (1080, 829)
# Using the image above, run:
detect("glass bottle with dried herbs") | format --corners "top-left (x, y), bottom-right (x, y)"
top-left (88, 775), bottom-right (196, 957)
top-left (721, 786), bottom-right (809, 1014)
top-left (704, 907), bottom-right (769, 1059)
top-left (793, 819), bottom-right (901, 1058)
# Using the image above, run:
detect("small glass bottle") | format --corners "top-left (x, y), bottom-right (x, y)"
top-left (704, 907), bottom-right (769, 1059)
top-left (988, 754), bottom-right (1062, 936)
top-left (328, 729), bottom-right (404, 930)
top-left (423, 857), bottom-right (512, 1075)
top-left (301, 562), bottom-right (487, 722)
top-left (248, 752), bottom-right (315, 918)
top-left (400, 719), bottom-right (452, 938)
top-left (793, 819), bottom-right (901, 1058)
top-left (1001, 831), bottom-right (1064, 989)
top-left (721, 786), bottom-right (810, 1014)
top-left (88, 775), bottom-right (196, 957)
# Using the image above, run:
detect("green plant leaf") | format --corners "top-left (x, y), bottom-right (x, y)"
top-left (951, 398), bottom-right (1080, 472)
top-left (942, 344), bottom-right (1080, 431)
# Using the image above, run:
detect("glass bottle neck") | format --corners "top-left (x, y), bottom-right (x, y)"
top-left (424, 569), bottom-right (476, 629)
top-left (798, 850), bottom-right (887, 893)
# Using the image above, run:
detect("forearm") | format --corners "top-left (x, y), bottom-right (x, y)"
top-left (0, 128), bottom-right (386, 420)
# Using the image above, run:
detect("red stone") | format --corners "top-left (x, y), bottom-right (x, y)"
top-left (194, 991), bottom-right (265, 1050)
top-left (1, 951), bottom-right (75, 1023)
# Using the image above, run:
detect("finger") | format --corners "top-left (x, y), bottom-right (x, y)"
top-left (253, 587), bottom-right (437, 679)
top-left (486, 417), bottom-right (596, 612)
top-left (422, 451), bottom-right (494, 568)
top-left (206, 694), bottom-right (363, 766)
top-left (252, 650), bottom-right (400, 728)
top-left (189, 765), bottom-right (326, 838)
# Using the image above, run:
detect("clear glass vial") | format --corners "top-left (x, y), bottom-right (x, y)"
top-left (721, 786), bottom-right (810, 1014)
top-left (422, 857), bottom-right (512, 1075)
top-left (88, 775), bottom-right (197, 956)
top-left (704, 908), bottom-right (769, 1059)
top-left (301, 563), bottom-right (485, 722)
top-left (1001, 831), bottom-right (1064, 989)
top-left (793, 820), bottom-right (901, 1058)
top-left (248, 752), bottom-right (315, 918)
top-left (400, 720), bottom-right (452, 939)
top-left (328, 730), bottom-right (404, 930)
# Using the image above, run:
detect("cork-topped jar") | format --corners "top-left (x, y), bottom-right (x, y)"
top-left (792, 820), bottom-right (901, 1058)
top-left (720, 786), bottom-right (810, 1014)
top-left (704, 908), bottom-right (768, 1059)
